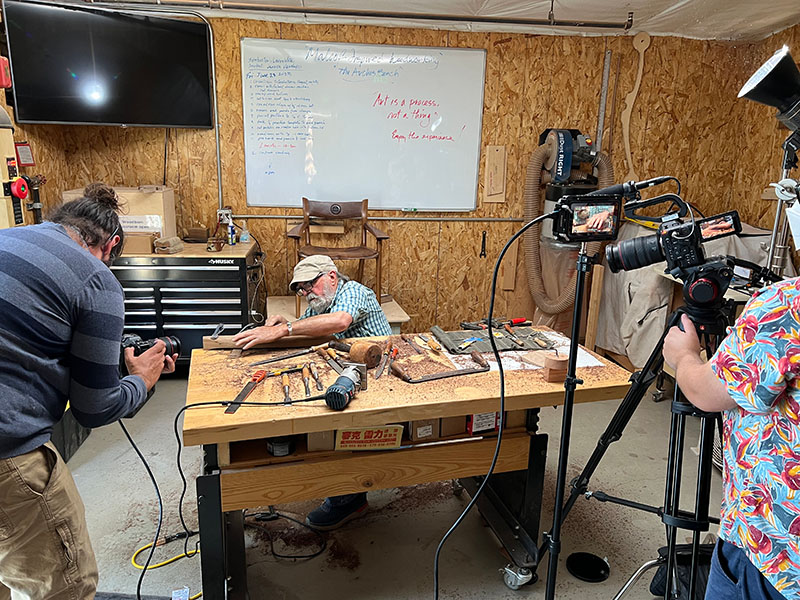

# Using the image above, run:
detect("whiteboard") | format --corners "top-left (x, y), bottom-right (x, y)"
top-left (241, 39), bottom-right (486, 211)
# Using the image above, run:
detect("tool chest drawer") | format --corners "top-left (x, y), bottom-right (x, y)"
top-left (112, 245), bottom-right (261, 362)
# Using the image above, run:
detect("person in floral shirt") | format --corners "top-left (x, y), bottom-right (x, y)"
top-left (664, 279), bottom-right (800, 599)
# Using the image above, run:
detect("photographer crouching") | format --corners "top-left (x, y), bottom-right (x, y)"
top-left (664, 283), bottom-right (799, 599)
top-left (0, 184), bottom-right (177, 599)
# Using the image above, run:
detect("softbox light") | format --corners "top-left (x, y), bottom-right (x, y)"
top-left (739, 46), bottom-right (800, 131)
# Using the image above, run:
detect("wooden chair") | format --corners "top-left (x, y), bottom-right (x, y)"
top-left (287, 198), bottom-right (389, 317)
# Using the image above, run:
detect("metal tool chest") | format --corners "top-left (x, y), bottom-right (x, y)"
top-left (111, 243), bottom-right (261, 362)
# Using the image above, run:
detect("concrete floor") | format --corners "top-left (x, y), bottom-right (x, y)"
top-left (68, 371), bottom-right (722, 599)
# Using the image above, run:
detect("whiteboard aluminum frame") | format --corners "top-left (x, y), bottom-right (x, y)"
top-left (241, 38), bottom-right (485, 212)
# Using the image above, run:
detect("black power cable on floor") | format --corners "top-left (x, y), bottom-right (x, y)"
top-left (244, 509), bottom-right (327, 560)
top-left (432, 212), bottom-right (554, 600)
top-left (118, 420), bottom-right (163, 600)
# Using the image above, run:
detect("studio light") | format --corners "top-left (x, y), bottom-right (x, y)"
top-left (739, 45), bottom-right (800, 131)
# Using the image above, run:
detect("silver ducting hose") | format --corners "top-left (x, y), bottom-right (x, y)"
top-left (523, 149), bottom-right (614, 316)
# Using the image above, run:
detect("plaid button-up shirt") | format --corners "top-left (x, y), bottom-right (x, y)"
top-left (301, 279), bottom-right (391, 339)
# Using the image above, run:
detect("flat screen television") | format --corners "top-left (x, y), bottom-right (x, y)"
top-left (2, 0), bottom-right (213, 128)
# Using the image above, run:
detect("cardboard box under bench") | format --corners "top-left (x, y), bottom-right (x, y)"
top-left (216, 410), bottom-right (532, 462)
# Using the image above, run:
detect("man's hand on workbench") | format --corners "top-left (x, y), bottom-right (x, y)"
top-left (233, 323), bottom-right (286, 349)
top-left (124, 341), bottom-right (178, 390)
top-left (264, 314), bottom-right (288, 327)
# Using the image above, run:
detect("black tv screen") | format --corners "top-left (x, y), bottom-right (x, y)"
top-left (3, 0), bottom-right (213, 128)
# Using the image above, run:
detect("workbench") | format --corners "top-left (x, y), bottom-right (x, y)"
top-left (183, 337), bottom-right (631, 599)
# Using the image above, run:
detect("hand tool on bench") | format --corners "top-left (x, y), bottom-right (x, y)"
top-left (390, 351), bottom-right (490, 383)
top-left (347, 340), bottom-right (383, 368)
top-left (418, 334), bottom-right (441, 353)
top-left (375, 340), bottom-right (393, 379)
top-left (386, 347), bottom-right (399, 373)
top-left (401, 334), bottom-right (423, 354)
top-left (309, 362), bottom-right (324, 391)
top-left (317, 347), bottom-right (344, 374)
top-left (504, 323), bottom-right (526, 347)
top-left (248, 340), bottom-right (350, 367)
top-left (458, 336), bottom-right (482, 350)
top-left (210, 323), bottom-right (226, 340)
top-left (225, 369), bottom-right (267, 414)
top-left (281, 373), bottom-right (292, 404)
top-left (302, 364), bottom-right (312, 397)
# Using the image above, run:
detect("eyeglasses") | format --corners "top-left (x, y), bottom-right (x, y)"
top-left (294, 273), bottom-right (323, 296)
top-left (105, 225), bottom-right (122, 261)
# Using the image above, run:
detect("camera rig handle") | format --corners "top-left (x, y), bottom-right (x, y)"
top-left (623, 192), bottom-right (689, 224)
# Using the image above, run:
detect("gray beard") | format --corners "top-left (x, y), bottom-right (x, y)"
top-left (307, 293), bottom-right (333, 313)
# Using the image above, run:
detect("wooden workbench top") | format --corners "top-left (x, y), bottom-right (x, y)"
top-left (122, 240), bottom-right (256, 259)
top-left (182, 334), bottom-right (632, 446)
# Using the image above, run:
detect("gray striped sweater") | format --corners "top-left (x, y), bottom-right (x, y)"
top-left (0, 222), bottom-right (146, 458)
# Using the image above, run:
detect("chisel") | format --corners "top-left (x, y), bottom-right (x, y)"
top-left (316, 347), bottom-right (344, 374)
top-left (249, 341), bottom-right (351, 367)
top-left (418, 334), bottom-right (441, 353)
top-left (375, 340), bottom-right (393, 379)
top-left (401, 334), bottom-right (423, 354)
top-left (225, 370), bottom-right (267, 414)
top-left (504, 323), bottom-right (525, 347)
top-left (282, 373), bottom-right (291, 405)
top-left (302, 364), bottom-right (312, 397)
top-left (309, 362), bottom-right (324, 391)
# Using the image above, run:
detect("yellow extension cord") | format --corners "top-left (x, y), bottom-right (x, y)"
top-left (130, 542), bottom-right (202, 600)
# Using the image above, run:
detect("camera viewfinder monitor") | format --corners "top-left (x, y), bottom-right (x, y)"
top-left (698, 211), bottom-right (742, 242)
top-left (554, 194), bottom-right (623, 243)
top-left (2, 0), bottom-right (213, 128)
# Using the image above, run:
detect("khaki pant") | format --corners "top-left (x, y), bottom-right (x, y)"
top-left (0, 443), bottom-right (97, 600)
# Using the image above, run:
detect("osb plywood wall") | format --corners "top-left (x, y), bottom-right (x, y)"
top-left (4, 20), bottom-right (799, 332)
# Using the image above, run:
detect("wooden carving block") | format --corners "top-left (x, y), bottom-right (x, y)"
top-left (544, 355), bottom-right (569, 383)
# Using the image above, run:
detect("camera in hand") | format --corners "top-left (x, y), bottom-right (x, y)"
top-left (121, 333), bottom-right (181, 358)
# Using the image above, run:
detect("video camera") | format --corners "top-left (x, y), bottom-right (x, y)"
top-left (606, 210), bottom-right (741, 274)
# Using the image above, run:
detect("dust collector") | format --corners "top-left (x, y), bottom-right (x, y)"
top-left (524, 128), bottom-right (614, 330)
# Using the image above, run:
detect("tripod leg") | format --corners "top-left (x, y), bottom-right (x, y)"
top-left (557, 308), bottom-right (688, 531)
top-left (664, 386), bottom-right (688, 600)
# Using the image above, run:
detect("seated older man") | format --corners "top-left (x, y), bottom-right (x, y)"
top-left (233, 255), bottom-right (391, 529)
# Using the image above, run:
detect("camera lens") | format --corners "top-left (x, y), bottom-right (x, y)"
top-left (605, 234), bottom-right (663, 273)
top-left (159, 336), bottom-right (181, 357)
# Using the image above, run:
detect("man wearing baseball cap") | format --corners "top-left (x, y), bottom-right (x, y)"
top-left (233, 254), bottom-right (391, 528)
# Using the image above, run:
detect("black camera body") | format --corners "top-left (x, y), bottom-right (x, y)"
top-left (121, 333), bottom-right (181, 358)
top-left (657, 218), bottom-right (706, 272)
top-left (119, 334), bottom-right (181, 418)
top-left (606, 210), bottom-right (741, 275)
top-left (606, 205), bottom-right (743, 311)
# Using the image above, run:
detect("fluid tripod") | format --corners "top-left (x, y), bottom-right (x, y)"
top-left (545, 295), bottom-right (737, 599)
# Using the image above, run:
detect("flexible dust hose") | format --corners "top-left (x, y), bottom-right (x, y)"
top-left (523, 148), bottom-right (614, 316)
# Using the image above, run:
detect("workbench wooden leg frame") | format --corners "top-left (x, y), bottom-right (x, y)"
top-left (460, 409), bottom-right (548, 571)
top-left (197, 444), bottom-right (248, 600)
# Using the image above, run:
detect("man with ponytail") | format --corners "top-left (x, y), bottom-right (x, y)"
top-left (0, 183), bottom-right (177, 599)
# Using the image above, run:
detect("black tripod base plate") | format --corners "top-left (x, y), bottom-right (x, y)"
top-left (565, 552), bottom-right (610, 583)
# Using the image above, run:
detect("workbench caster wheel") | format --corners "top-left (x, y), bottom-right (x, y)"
top-left (451, 479), bottom-right (464, 497)
top-left (500, 564), bottom-right (533, 590)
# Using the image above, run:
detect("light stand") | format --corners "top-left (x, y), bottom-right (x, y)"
top-left (543, 242), bottom-right (594, 600)
top-left (738, 45), bottom-right (800, 276)
top-left (764, 132), bottom-right (799, 276)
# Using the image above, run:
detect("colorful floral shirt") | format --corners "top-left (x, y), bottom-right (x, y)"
top-left (711, 278), bottom-right (800, 599)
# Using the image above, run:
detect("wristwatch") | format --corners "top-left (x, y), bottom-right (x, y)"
top-left (286, 321), bottom-right (293, 336)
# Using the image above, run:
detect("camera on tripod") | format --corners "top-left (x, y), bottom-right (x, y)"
top-left (606, 210), bottom-right (741, 274)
